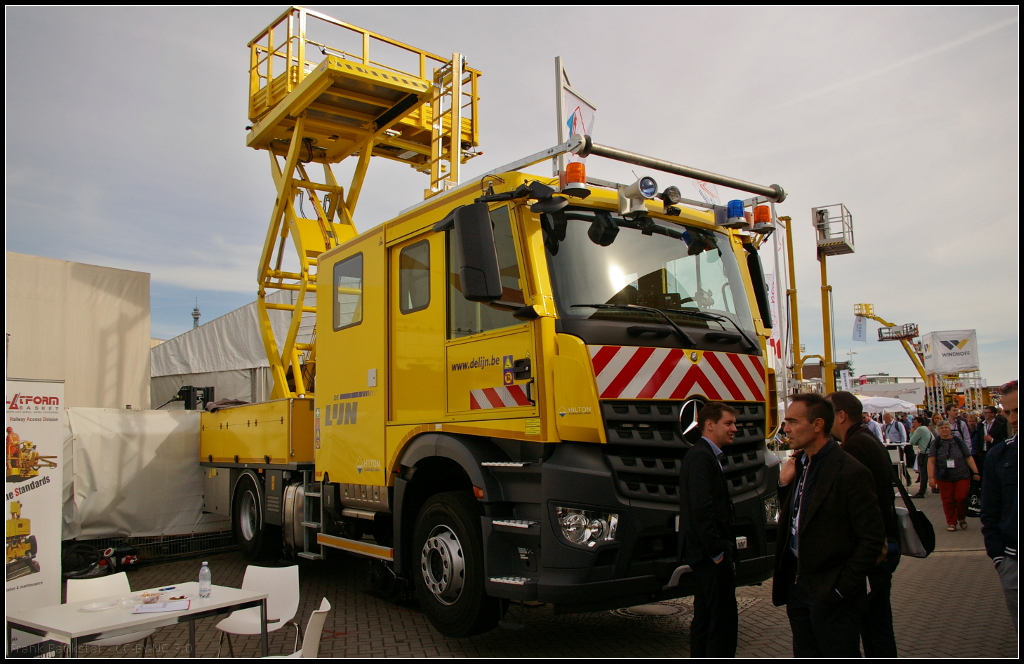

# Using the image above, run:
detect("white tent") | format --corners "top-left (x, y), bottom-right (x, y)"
top-left (857, 395), bottom-right (918, 414)
top-left (150, 291), bottom-right (314, 407)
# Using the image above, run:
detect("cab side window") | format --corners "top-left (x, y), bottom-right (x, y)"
top-left (333, 253), bottom-right (363, 330)
top-left (399, 240), bottom-right (430, 314)
top-left (448, 206), bottom-right (524, 338)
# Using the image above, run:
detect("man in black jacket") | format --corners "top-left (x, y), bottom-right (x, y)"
top-left (827, 391), bottom-right (899, 657)
top-left (679, 402), bottom-right (739, 657)
top-left (980, 404), bottom-right (1010, 473)
top-left (773, 393), bottom-right (886, 657)
top-left (981, 380), bottom-right (1017, 628)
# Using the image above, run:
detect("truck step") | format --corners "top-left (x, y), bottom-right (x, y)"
top-left (297, 552), bottom-right (323, 561)
top-left (301, 521), bottom-right (321, 528)
top-left (492, 519), bottom-right (537, 529)
top-left (481, 461), bottom-right (531, 468)
top-left (489, 576), bottom-right (531, 586)
top-left (304, 492), bottom-right (321, 498)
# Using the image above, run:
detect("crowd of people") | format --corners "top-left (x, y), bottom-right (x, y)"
top-left (678, 381), bottom-right (1018, 657)
top-left (860, 400), bottom-right (1012, 532)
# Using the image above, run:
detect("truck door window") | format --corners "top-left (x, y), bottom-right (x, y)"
top-left (448, 206), bottom-right (524, 338)
top-left (333, 253), bottom-right (363, 330)
top-left (399, 240), bottom-right (430, 314)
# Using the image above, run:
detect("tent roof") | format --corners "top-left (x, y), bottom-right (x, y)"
top-left (151, 291), bottom-right (314, 377)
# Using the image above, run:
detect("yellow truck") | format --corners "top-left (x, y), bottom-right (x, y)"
top-left (200, 6), bottom-right (785, 637)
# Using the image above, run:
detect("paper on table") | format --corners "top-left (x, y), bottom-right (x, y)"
top-left (132, 600), bottom-right (190, 613)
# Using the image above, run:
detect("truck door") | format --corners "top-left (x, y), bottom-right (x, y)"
top-left (315, 230), bottom-right (387, 487)
top-left (445, 205), bottom-right (537, 418)
top-left (389, 234), bottom-right (446, 422)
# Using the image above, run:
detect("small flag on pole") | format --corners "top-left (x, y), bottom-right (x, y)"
top-left (852, 316), bottom-right (866, 342)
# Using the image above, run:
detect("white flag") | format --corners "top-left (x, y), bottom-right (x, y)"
top-left (693, 181), bottom-right (721, 206)
top-left (564, 88), bottom-right (596, 163)
top-left (852, 316), bottom-right (866, 342)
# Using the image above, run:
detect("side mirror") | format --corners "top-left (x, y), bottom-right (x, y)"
top-left (453, 202), bottom-right (502, 302)
top-left (743, 243), bottom-right (773, 329)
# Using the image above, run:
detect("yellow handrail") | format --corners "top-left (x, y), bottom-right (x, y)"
top-left (247, 6), bottom-right (480, 122)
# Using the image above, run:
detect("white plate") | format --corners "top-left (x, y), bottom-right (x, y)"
top-left (80, 601), bottom-right (118, 613)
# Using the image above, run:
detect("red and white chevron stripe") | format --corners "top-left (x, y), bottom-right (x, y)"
top-left (470, 384), bottom-right (532, 409)
top-left (588, 345), bottom-right (765, 401)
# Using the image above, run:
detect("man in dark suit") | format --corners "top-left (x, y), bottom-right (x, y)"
top-left (773, 393), bottom-right (886, 657)
top-left (980, 404), bottom-right (1009, 474)
top-left (827, 391), bottom-right (899, 657)
top-left (679, 402), bottom-right (739, 657)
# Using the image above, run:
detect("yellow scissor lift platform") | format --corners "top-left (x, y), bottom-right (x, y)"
top-left (204, 6), bottom-right (483, 564)
top-left (239, 6), bottom-right (482, 405)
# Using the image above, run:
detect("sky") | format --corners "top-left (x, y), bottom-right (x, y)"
top-left (5, 6), bottom-right (1019, 385)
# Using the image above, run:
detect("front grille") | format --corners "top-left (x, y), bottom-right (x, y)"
top-left (601, 400), bottom-right (766, 448)
top-left (601, 401), bottom-right (684, 447)
top-left (603, 400), bottom-right (767, 504)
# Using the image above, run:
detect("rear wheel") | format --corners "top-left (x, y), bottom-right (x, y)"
top-left (232, 474), bottom-right (279, 560)
top-left (412, 491), bottom-right (503, 637)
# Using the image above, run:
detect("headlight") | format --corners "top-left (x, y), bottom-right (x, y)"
top-left (763, 495), bottom-right (779, 525)
top-left (555, 507), bottom-right (619, 547)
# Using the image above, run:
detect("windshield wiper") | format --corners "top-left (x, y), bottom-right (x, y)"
top-left (571, 304), bottom-right (696, 347)
top-left (665, 308), bottom-right (759, 353)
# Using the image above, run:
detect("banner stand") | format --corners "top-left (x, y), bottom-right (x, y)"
top-left (5, 378), bottom-right (64, 652)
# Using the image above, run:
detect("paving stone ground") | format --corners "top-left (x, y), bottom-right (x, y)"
top-left (65, 475), bottom-right (1017, 658)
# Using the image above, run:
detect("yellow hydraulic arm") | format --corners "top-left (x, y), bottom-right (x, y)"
top-left (853, 304), bottom-right (927, 382)
top-left (245, 7), bottom-right (482, 399)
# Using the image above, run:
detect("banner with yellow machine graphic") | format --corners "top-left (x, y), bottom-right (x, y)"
top-left (5, 378), bottom-right (63, 650)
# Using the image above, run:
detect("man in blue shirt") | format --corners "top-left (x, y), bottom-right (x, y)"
top-left (679, 402), bottom-right (739, 657)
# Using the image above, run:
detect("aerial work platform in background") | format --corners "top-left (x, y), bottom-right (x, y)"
top-left (245, 7), bottom-right (482, 400)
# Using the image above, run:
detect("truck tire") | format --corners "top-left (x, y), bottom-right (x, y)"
top-left (412, 491), bottom-right (503, 637)
top-left (232, 473), bottom-right (279, 561)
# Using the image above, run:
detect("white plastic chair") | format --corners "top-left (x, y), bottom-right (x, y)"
top-left (65, 572), bottom-right (156, 656)
top-left (265, 598), bottom-right (331, 658)
top-left (216, 565), bottom-right (300, 657)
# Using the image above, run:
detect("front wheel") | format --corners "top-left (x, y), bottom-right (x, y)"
top-left (232, 473), bottom-right (279, 561)
top-left (412, 491), bottom-right (503, 637)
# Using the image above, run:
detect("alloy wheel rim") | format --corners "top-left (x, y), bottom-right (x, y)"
top-left (419, 525), bottom-right (466, 605)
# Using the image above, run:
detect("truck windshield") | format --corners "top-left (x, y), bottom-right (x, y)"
top-left (544, 208), bottom-right (756, 340)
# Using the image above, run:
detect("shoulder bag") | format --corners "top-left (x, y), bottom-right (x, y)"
top-left (891, 464), bottom-right (935, 557)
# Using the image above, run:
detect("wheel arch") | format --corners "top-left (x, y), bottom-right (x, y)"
top-left (231, 469), bottom-right (264, 520)
top-left (392, 433), bottom-right (508, 576)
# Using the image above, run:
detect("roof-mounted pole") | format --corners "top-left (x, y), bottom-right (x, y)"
top-left (576, 137), bottom-right (786, 203)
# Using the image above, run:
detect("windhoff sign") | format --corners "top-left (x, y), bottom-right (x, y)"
top-left (922, 330), bottom-right (979, 374)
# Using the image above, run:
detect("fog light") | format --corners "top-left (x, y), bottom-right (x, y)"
top-left (555, 507), bottom-right (619, 547)
top-left (763, 495), bottom-right (779, 525)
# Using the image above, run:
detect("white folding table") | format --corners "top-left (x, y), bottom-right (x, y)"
top-left (6, 581), bottom-right (268, 657)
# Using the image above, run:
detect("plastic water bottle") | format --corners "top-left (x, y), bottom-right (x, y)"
top-left (199, 561), bottom-right (212, 598)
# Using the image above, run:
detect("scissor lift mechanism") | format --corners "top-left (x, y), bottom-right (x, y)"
top-left (246, 6), bottom-right (481, 400)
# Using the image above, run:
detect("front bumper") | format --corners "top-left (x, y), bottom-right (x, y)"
top-left (481, 442), bottom-right (777, 612)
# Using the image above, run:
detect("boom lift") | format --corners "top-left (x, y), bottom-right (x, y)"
top-left (201, 6), bottom-right (787, 638)
top-left (853, 304), bottom-right (927, 382)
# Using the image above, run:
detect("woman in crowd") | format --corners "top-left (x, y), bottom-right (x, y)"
top-left (910, 415), bottom-right (934, 498)
top-left (927, 420), bottom-right (981, 531)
